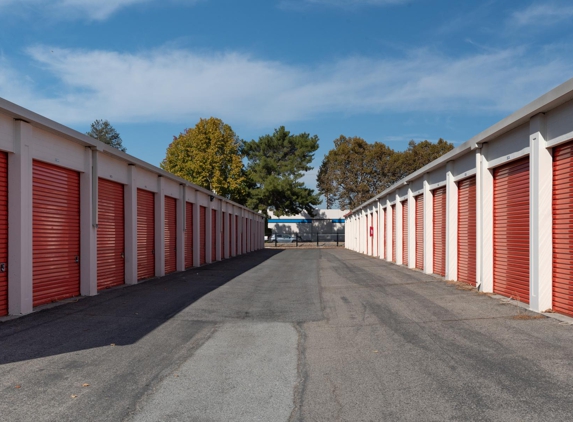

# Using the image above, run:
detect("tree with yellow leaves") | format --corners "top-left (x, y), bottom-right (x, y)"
top-left (161, 117), bottom-right (247, 202)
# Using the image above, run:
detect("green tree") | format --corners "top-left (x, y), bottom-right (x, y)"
top-left (317, 136), bottom-right (454, 210)
top-left (86, 119), bottom-right (126, 152)
top-left (243, 126), bottom-right (321, 216)
top-left (160, 117), bottom-right (247, 202)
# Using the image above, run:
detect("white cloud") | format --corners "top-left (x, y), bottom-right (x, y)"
top-left (0, 0), bottom-right (192, 21)
top-left (510, 3), bottom-right (573, 26)
top-left (0, 44), bottom-right (571, 128)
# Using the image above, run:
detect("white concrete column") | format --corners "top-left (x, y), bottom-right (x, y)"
top-left (155, 176), bottom-right (165, 277)
top-left (80, 147), bottom-right (97, 296)
top-left (8, 119), bottom-right (33, 315)
top-left (529, 113), bottom-right (552, 312)
top-left (407, 186), bottom-right (416, 269)
top-left (396, 194), bottom-right (403, 265)
top-left (423, 175), bottom-right (433, 274)
top-left (124, 164), bottom-right (137, 284)
top-left (193, 192), bottom-right (200, 267)
top-left (445, 161), bottom-right (458, 281)
top-left (480, 143), bottom-right (494, 293)
top-left (176, 184), bottom-right (186, 272)
top-left (207, 199), bottom-right (213, 263)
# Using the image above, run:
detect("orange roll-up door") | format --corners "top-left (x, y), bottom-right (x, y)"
top-left (402, 200), bottom-right (408, 266)
top-left (553, 142), bottom-right (573, 316)
top-left (415, 195), bottom-right (424, 270)
top-left (200, 206), bottom-right (206, 265)
top-left (391, 205), bottom-right (396, 262)
top-left (164, 196), bottom-right (177, 274)
top-left (494, 158), bottom-right (530, 303)
top-left (212, 209), bottom-right (217, 261)
top-left (137, 189), bottom-right (155, 280)
top-left (433, 187), bottom-right (446, 277)
top-left (370, 214), bottom-right (374, 256)
top-left (458, 177), bottom-right (477, 286)
top-left (185, 202), bottom-right (193, 268)
top-left (97, 178), bottom-right (125, 290)
top-left (33, 161), bottom-right (80, 306)
top-left (0, 152), bottom-right (7, 316)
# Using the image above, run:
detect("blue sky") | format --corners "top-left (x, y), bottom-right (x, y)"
top-left (1, 0), bottom-right (572, 198)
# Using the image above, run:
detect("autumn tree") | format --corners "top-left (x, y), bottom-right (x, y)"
top-left (160, 117), bottom-right (247, 202)
top-left (317, 136), bottom-right (453, 210)
top-left (86, 119), bottom-right (126, 152)
top-left (243, 126), bottom-right (321, 216)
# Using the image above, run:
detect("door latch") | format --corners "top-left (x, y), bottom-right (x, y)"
top-left (75, 256), bottom-right (79, 263)
top-left (121, 252), bottom-right (125, 259)
top-left (0, 263), bottom-right (5, 273)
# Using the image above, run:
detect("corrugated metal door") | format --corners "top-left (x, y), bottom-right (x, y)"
top-left (553, 142), bottom-right (573, 316)
top-left (383, 208), bottom-right (387, 260)
top-left (137, 189), bottom-right (155, 280)
top-left (415, 195), bottom-right (424, 270)
top-left (433, 187), bottom-right (446, 277)
top-left (33, 161), bottom-right (80, 306)
top-left (222, 212), bottom-right (226, 259)
top-left (0, 152), bottom-right (7, 316)
top-left (164, 196), bottom-right (177, 274)
top-left (200, 206), bottom-right (206, 265)
top-left (374, 211), bottom-right (378, 257)
top-left (97, 178), bottom-right (125, 290)
top-left (228, 214), bottom-right (232, 257)
top-left (494, 158), bottom-right (530, 303)
top-left (212, 209), bottom-right (217, 261)
top-left (370, 213), bottom-right (374, 256)
top-left (402, 200), bottom-right (408, 266)
top-left (391, 204), bottom-right (396, 262)
top-left (235, 215), bottom-right (239, 254)
top-left (458, 177), bottom-right (477, 286)
top-left (185, 202), bottom-right (193, 268)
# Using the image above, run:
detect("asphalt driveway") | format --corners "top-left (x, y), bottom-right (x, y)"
top-left (2, 248), bottom-right (573, 421)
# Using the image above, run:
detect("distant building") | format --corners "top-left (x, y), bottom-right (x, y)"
top-left (268, 209), bottom-right (345, 242)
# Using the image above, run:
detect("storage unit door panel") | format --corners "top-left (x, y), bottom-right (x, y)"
top-left (402, 201), bottom-right (408, 266)
top-left (458, 177), bottom-right (477, 286)
top-left (212, 209), bottom-right (217, 261)
top-left (33, 161), bottom-right (80, 306)
top-left (383, 209), bottom-right (387, 260)
top-left (415, 195), bottom-right (424, 270)
top-left (200, 206), bottom-right (206, 265)
top-left (374, 211), bottom-right (378, 257)
top-left (553, 142), bottom-right (573, 316)
top-left (0, 152), bottom-right (7, 316)
top-left (235, 215), bottom-right (239, 254)
top-left (433, 187), bottom-right (446, 277)
top-left (164, 196), bottom-right (177, 274)
top-left (391, 205), bottom-right (396, 262)
top-left (493, 158), bottom-right (530, 303)
top-left (370, 214), bottom-right (374, 256)
top-left (137, 189), bottom-right (155, 280)
top-left (185, 202), bottom-right (193, 268)
top-left (222, 212), bottom-right (226, 259)
top-left (97, 178), bottom-right (125, 290)
top-left (228, 214), bottom-right (232, 257)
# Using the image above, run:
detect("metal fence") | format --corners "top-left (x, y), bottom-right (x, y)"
top-left (266, 232), bottom-right (345, 247)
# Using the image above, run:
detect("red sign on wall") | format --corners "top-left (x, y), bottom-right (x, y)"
top-left (370, 226), bottom-right (374, 237)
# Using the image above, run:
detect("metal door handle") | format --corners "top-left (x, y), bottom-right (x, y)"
top-left (121, 252), bottom-right (125, 259)
top-left (75, 256), bottom-right (79, 263)
top-left (0, 263), bottom-right (5, 273)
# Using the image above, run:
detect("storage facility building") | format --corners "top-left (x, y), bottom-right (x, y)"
top-left (0, 98), bottom-right (265, 317)
top-left (345, 78), bottom-right (573, 318)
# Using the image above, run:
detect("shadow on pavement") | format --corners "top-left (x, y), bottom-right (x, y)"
top-left (0, 249), bottom-right (283, 365)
